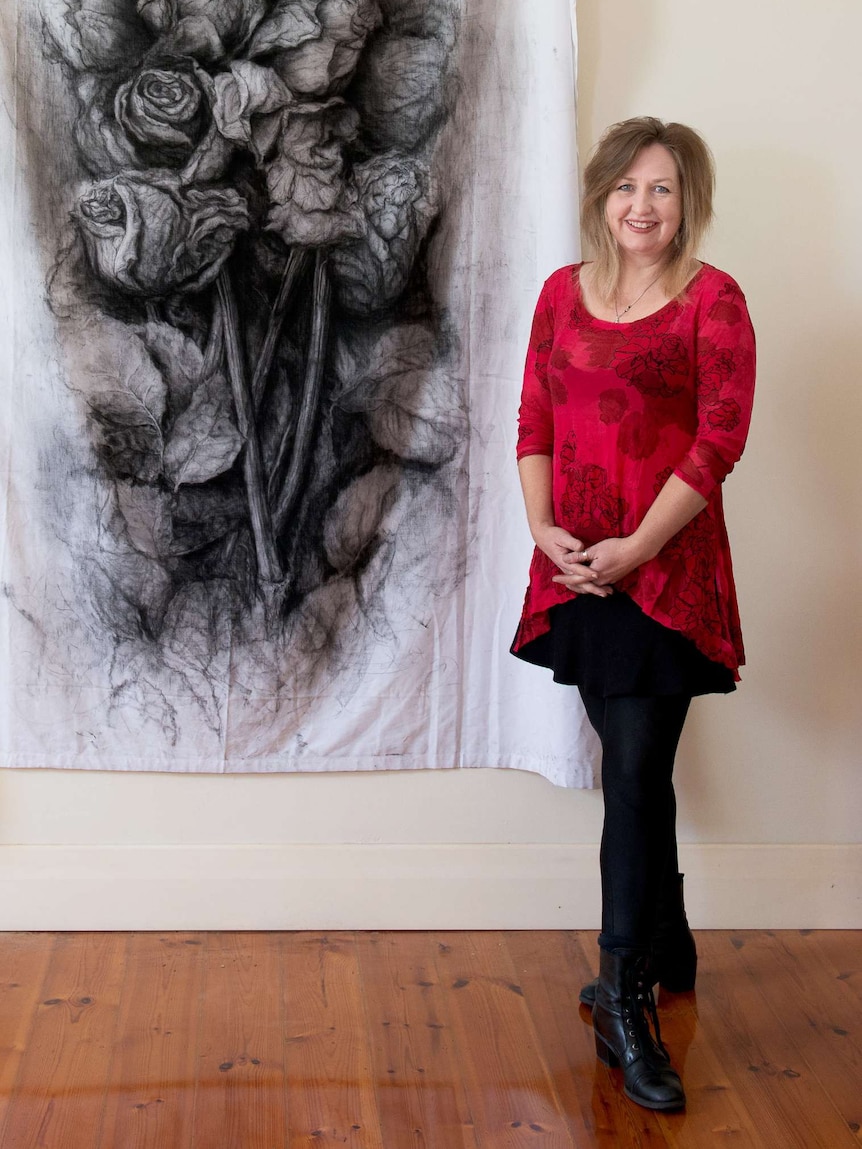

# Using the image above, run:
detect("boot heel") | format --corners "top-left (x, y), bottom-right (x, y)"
top-left (658, 954), bottom-right (697, 993)
top-left (595, 1033), bottom-right (619, 1068)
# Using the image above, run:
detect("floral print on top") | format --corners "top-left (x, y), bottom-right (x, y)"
top-left (513, 263), bottom-right (756, 676)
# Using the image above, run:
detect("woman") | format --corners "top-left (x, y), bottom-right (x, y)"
top-left (511, 117), bottom-right (755, 1110)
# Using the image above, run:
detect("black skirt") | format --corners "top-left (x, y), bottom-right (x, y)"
top-left (511, 591), bottom-right (736, 697)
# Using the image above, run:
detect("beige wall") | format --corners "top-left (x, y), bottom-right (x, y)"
top-left (1, 0), bottom-right (860, 928)
top-left (578, 0), bottom-right (862, 845)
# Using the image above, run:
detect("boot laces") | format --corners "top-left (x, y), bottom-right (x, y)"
top-left (631, 959), bottom-right (670, 1061)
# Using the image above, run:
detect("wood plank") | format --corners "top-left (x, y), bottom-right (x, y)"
top-left (354, 931), bottom-right (477, 1149)
top-left (432, 929), bottom-right (576, 1148)
top-left (505, 929), bottom-right (671, 1148)
top-left (652, 970), bottom-right (772, 1147)
top-left (0, 929), bottom-right (860, 1148)
top-left (281, 931), bottom-right (383, 1148)
top-left (0, 932), bottom-right (127, 1149)
top-left (804, 930), bottom-right (862, 1007)
top-left (98, 932), bottom-right (207, 1149)
top-left (725, 930), bottom-right (862, 1143)
top-left (190, 932), bottom-right (288, 1149)
top-left (691, 933), bottom-right (859, 1149)
top-left (0, 932), bottom-right (56, 1141)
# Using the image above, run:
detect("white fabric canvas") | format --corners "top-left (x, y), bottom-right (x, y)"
top-left (0, 0), bottom-right (598, 785)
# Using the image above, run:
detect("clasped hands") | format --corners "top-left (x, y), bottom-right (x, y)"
top-left (533, 525), bottom-right (648, 598)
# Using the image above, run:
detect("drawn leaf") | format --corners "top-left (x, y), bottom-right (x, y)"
top-left (335, 323), bottom-right (466, 464)
top-left (172, 482), bottom-right (247, 553)
top-left (323, 465), bottom-right (402, 572)
top-left (115, 480), bottom-right (173, 559)
top-left (140, 321), bottom-right (206, 413)
top-left (369, 368), bottom-right (465, 465)
top-left (87, 551), bottom-right (174, 640)
top-left (163, 374), bottom-right (244, 489)
top-left (66, 314), bottom-right (168, 481)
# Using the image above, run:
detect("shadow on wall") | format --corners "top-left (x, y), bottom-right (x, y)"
top-left (680, 142), bottom-right (862, 831)
top-left (712, 145), bottom-right (861, 736)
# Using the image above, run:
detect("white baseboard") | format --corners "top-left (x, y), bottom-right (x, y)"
top-left (1, 843), bottom-right (859, 930)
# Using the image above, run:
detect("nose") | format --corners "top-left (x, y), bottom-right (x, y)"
top-left (632, 187), bottom-right (653, 215)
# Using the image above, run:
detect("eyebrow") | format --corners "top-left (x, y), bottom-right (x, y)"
top-left (619, 175), bottom-right (676, 184)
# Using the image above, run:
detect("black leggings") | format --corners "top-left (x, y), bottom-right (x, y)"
top-left (578, 688), bottom-right (691, 953)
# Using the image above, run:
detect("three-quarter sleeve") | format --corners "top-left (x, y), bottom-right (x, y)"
top-left (673, 278), bottom-right (756, 500)
top-left (516, 279), bottom-right (556, 460)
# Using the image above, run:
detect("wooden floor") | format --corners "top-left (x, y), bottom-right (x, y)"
top-left (0, 930), bottom-right (859, 1148)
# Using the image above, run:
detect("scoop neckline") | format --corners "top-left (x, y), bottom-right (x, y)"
top-left (573, 261), bottom-right (708, 328)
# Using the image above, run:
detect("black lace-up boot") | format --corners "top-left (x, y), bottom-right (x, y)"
top-left (592, 948), bottom-right (686, 1110)
top-left (579, 873), bottom-right (697, 1006)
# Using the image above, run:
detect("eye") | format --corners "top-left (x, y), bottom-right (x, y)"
top-left (654, 185), bottom-right (672, 194)
top-left (616, 183), bottom-right (634, 192)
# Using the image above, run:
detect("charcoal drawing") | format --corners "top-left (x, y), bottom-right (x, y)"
top-left (28, 0), bottom-right (465, 739)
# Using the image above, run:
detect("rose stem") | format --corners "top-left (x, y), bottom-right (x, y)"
top-left (251, 246), bottom-right (310, 412)
top-left (203, 301), bottom-right (224, 377)
top-left (271, 249), bottom-right (331, 537)
top-left (216, 268), bottom-right (284, 584)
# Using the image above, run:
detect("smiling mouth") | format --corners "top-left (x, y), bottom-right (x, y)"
top-left (625, 220), bottom-right (658, 231)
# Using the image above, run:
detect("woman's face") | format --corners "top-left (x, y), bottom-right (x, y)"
top-left (604, 143), bottom-right (683, 263)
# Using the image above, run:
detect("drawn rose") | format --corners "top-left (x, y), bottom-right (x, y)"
top-left (265, 100), bottom-right (364, 246)
top-left (42, 0), bottom-right (151, 72)
top-left (248, 0), bottom-right (382, 97)
top-left (74, 65), bottom-right (234, 181)
top-left (352, 32), bottom-right (452, 151)
top-left (74, 171), bottom-right (249, 296)
top-left (211, 61), bottom-right (294, 163)
top-left (117, 60), bottom-right (209, 152)
top-left (330, 153), bottom-right (436, 314)
top-left (136, 0), bottom-right (268, 62)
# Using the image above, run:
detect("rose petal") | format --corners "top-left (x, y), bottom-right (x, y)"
top-left (246, 0), bottom-right (321, 55)
top-left (211, 61), bottom-right (294, 160)
top-left (43, 0), bottom-right (151, 71)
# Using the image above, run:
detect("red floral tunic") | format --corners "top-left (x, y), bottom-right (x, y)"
top-left (513, 262), bottom-right (756, 677)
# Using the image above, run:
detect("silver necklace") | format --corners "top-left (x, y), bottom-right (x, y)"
top-left (613, 274), bottom-right (662, 322)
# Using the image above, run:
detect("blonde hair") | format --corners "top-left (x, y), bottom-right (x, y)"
top-left (581, 117), bottom-right (715, 305)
